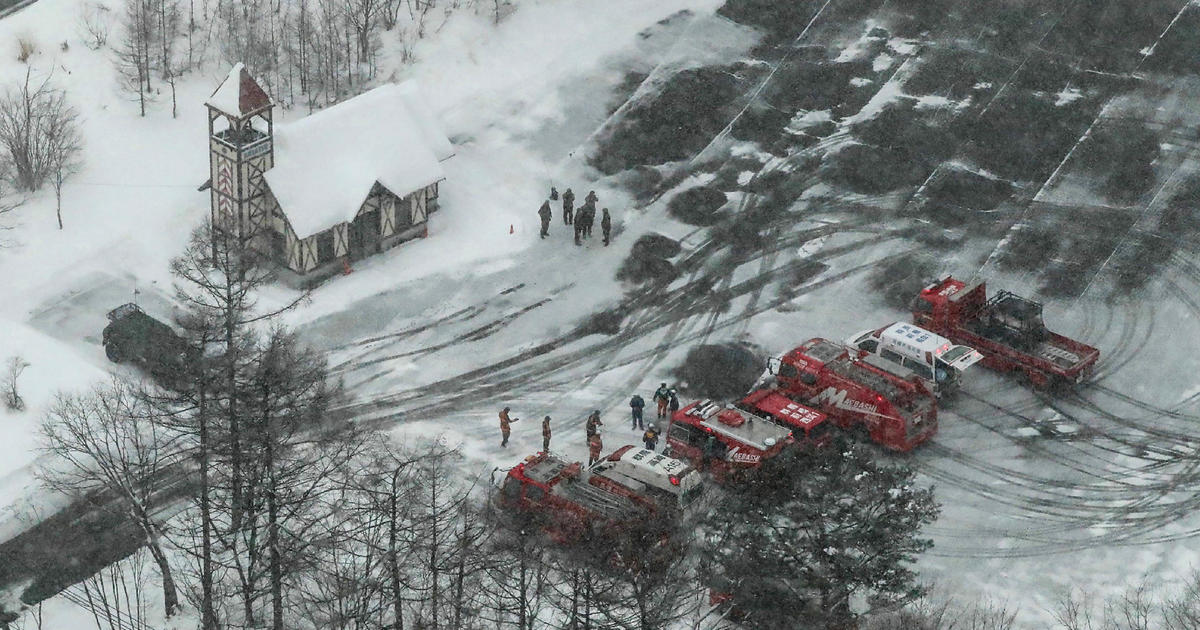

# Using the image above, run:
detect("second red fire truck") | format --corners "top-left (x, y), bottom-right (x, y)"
top-left (770, 338), bottom-right (938, 451)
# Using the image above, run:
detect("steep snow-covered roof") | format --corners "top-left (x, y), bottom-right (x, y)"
top-left (206, 63), bottom-right (272, 117)
top-left (394, 81), bottom-right (455, 161)
top-left (264, 83), bottom-right (451, 240)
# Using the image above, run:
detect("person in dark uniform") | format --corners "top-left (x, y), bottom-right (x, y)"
top-left (562, 188), bottom-right (575, 225)
top-left (600, 208), bottom-right (612, 246)
top-left (574, 217), bottom-right (583, 246)
top-left (550, 186), bottom-right (559, 201)
top-left (642, 425), bottom-right (659, 451)
top-left (538, 200), bottom-right (552, 239)
top-left (584, 190), bottom-right (598, 206)
top-left (668, 389), bottom-right (680, 414)
top-left (629, 393), bottom-right (645, 430)
top-left (542, 416), bottom-right (552, 452)
top-left (585, 410), bottom-right (603, 438)
top-left (584, 203), bottom-right (597, 238)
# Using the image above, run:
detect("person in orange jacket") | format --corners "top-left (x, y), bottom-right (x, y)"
top-left (542, 415), bottom-right (552, 452)
top-left (588, 432), bottom-right (603, 466)
top-left (500, 407), bottom-right (518, 447)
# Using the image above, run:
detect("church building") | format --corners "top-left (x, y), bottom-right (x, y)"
top-left (204, 64), bottom-right (453, 286)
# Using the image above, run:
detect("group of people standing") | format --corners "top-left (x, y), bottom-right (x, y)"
top-left (630, 383), bottom-right (678, 453)
top-left (538, 187), bottom-right (612, 246)
top-left (497, 382), bottom-right (682, 465)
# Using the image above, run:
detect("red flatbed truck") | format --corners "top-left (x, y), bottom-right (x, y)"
top-left (770, 338), bottom-right (938, 451)
top-left (912, 276), bottom-right (1099, 389)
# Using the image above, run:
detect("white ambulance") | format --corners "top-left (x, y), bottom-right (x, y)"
top-left (589, 446), bottom-right (705, 510)
top-left (845, 322), bottom-right (983, 396)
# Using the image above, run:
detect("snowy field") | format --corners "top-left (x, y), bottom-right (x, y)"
top-left (2, 0), bottom-right (1200, 627)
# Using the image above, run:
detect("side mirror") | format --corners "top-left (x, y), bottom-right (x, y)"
top-left (767, 357), bottom-right (782, 375)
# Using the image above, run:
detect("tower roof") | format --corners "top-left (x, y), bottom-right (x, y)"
top-left (206, 63), bottom-right (272, 117)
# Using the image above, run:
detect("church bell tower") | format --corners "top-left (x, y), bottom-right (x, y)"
top-left (205, 63), bottom-right (275, 246)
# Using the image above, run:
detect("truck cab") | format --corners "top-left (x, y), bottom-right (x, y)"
top-left (589, 446), bottom-right (704, 510)
top-left (845, 322), bottom-right (982, 396)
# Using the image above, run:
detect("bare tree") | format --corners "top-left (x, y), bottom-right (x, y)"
top-left (76, 550), bottom-right (153, 630)
top-left (345, 0), bottom-right (382, 73)
top-left (481, 519), bottom-right (547, 630)
top-left (0, 68), bottom-right (82, 193)
top-left (2, 355), bottom-right (28, 411)
top-left (78, 2), bottom-right (114, 50)
top-left (114, 0), bottom-right (155, 116)
top-left (39, 379), bottom-right (185, 617)
top-left (45, 103), bottom-right (82, 230)
top-left (156, 0), bottom-right (183, 117)
top-left (171, 220), bottom-right (303, 538)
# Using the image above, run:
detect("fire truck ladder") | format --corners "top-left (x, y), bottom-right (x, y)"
top-left (560, 481), bottom-right (641, 520)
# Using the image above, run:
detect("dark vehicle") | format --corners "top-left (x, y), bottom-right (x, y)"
top-left (102, 304), bottom-right (194, 386)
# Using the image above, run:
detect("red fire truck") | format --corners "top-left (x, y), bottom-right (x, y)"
top-left (770, 338), bottom-right (938, 451)
top-left (499, 452), bottom-right (660, 544)
top-left (664, 389), bottom-right (828, 481)
top-left (912, 276), bottom-right (1099, 388)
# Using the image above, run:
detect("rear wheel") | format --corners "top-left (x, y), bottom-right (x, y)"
top-left (104, 343), bottom-right (123, 363)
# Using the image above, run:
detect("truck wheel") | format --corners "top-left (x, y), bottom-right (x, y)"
top-left (104, 343), bottom-right (123, 363)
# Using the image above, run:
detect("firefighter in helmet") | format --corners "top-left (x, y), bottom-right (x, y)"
top-left (653, 383), bottom-right (671, 418)
top-left (642, 425), bottom-right (660, 452)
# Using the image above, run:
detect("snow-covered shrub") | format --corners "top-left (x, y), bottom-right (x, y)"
top-left (672, 343), bottom-right (763, 400)
top-left (616, 233), bottom-right (680, 285)
top-left (16, 37), bottom-right (35, 63)
top-left (591, 66), bottom-right (743, 174)
top-left (869, 253), bottom-right (937, 311)
top-left (666, 185), bottom-right (726, 226)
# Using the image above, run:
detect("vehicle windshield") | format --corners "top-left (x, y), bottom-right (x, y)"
top-left (940, 346), bottom-right (974, 363)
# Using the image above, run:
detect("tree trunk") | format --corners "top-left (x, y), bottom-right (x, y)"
top-left (452, 532), bottom-right (465, 630)
top-left (199, 384), bottom-right (218, 630)
top-left (267, 423), bottom-right (283, 630)
top-left (429, 478), bottom-right (439, 630)
top-left (226, 309), bottom-right (243, 531)
top-left (55, 182), bottom-right (62, 229)
top-left (145, 538), bottom-right (179, 618)
top-left (389, 475), bottom-right (404, 630)
top-left (517, 554), bottom-right (527, 630)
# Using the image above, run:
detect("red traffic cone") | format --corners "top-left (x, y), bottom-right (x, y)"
top-left (510, 224), bottom-right (515, 234)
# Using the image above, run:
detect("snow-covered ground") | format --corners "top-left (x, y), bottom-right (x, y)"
top-left (4, 0), bottom-right (1200, 627)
